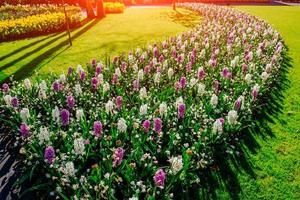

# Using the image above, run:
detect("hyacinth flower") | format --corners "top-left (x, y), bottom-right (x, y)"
top-left (67, 95), bottom-right (75, 108)
top-left (91, 77), bottom-right (98, 90)
top-left (116, 96), bottom-right (123, 110)
top-left (153, 169), bottom-right (166, 189)
top-left (93, 121), bottom-right (102, 137)
top-left (121, 62), bottom-right (127, 73)
top-left (133, 80), bottom-right (140, 91)
top-left (44, 146), bottom-right (55, 164)
top-left (234, 97), bottom-right (242, 111)
top-left (61, 109), bottom-right (70, 126)
top-left (113, 147), bottom-right (125, 167)
top-left (154, 118), bottom-right (162, 133)
top-left (80, 71), bottom-right (86, 81)
top-left (180, 76), bottom-right (187, 88)
top-left (197, 67), bottom-right (206, 80)
top-left (2, 83), bottom-right (9, 93)
top-left (178, 103), bottom-right (186, 119)
top-left (11, 97), bottom-right (19, 108)
top-left (20, 123), bottom-right (30, 137)
top-left (112, 73), bottom-right (118, 84)
top-left (95, 64), bottom-right (102, 75)
top-left (67, 67), bottom-right (73, 75)
top-left (252, 85), bottom-right (260, 101)
top-left (142, 120), bottom-right (151, 132)
top-left (52, 80), bottom-right (60, 92)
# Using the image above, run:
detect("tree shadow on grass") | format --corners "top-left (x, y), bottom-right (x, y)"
top-left (183, 51), bottom-right (292, 200)
top-left (164, 9), bottom-right (201, 28)
top-left (1, 19), bottom-right (100, 83)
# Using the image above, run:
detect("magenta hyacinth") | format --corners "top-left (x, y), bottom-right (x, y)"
top-left (175, 81), bottom-right (181, 92)
top-left (91, 77), bottom-right (98, 90)
top-left (121, 62), bottom-right (127, 72)
top-left (221, 67), bottom-right (230, 78)
top-left (180, 76), bottom-right (187, 88)
top-left (113, 147), bottom-right (125, 167)
top-left (252, 87), bottom-right (259, 101)
top-left (178, 103), bottom-right (186, 119)
top-left (154, 118), bottom-right (162, 133)
top-left (61, 109), bottom-right (70, 126)
top-left (234, 97), bottom-right (242, 110)
top-left (95, 64), bottom-right (102, 75)
top-left (52, 80), bottom-right (60, 92)
top-left (44, 146), bottom-right (55, 164)
top-left (67, 95), bottom-right (75, 108)
top-left (198, 68), bottom-right (206, 80)
top-left (67, 67), bottom-right (73, 75)
top-left (133, 80), bottom-right (140, 91)
top-left (142, 120), bottom-right (151, 132)
top-left (20, 123), bottom-right (30, 137)
top-left (93, 121), bottom-right (102, 137)
top-left (80, 71), bottom-right (86, 81)
top-left (115, 96), bottom-right (123, 110)
top-left (112, 73), bottom-right (118, 84)
top-left (2, 83), bottom-right (9, 93)
top-left (11, 97), bottom-right (19, 108)
top-left (153, 169), bottom-right (166, 188)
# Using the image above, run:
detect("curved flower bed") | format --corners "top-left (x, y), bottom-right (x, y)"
top-left (0, 3), bottom-right (286, 199)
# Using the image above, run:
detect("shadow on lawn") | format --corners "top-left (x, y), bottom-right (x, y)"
top-left (182, 51), bottom-right (292, 200)
top-left (165, 9), bottom-right (201, 28)
top-left (1, 19), bottom-right (100, 83)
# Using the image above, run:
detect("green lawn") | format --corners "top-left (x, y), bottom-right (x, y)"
top-left (0, 7), bottom-right (200, 82)
top-left (223, 6), bottom-right (300, 200)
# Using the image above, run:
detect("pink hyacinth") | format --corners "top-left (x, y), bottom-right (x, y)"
top-left (11, 97), bottom-right (19, 108)
top-left (186, 62), bottom-right (192, 72)
top-left (198, 68), bottom-right (206, 80)
top-left (209, 58), bottom-right (217, 68)
top-left (121, 62), bottom-right (127, 73)
top-left (242, 63), bottom-right (248, 74)
top-left (116, 96), bottom-right (123, 110)
top-left (213, 80), bottom-right (220, 93)
top-left (52, 80), bottom-right (60, 92)
top-left (112, 74), bottom-right (118, 84)
top-left (20, 123), bottom-right (30, 137)
top-left (44, 146), bottom-right (55, 164)
top-left (67, 67), bottom-right (73, 75)
top-left (144, 65), bottom-right (151, 74)
top-left (113, 147), bottom-right (125, 167)
top-left (93, 121), bottom-right (102, 137)
top-left (234, 97), bottom-right (242, 110)
top-left (133, 80), bottom-right (139, 91)
top-left (80, 71), bottom-right (86, 81)
top-left (221, 67), bottom-right (230, 78)
top-left (178, 103), bottom-right (186, 119)
top-left (153, 169), bottom-right (166, 188)
top-left (91, 58), bottom-right (97, 66)
top-left (2, 83), bottom-right (9, 93)
top-left (252, 86), bottom-right (259, 101)
top-left (95, 64), bottom-right (102, 75)
top-left (175, 81), bottom-right (181, 92)
top-left (180, 77), bottom-right (187, 88)
top-left (153, 46), bottom-right (159, 57)
top-left (142, 120), bottom-right (151, 132)
top-left (154, 118), bottom-right (162, 133)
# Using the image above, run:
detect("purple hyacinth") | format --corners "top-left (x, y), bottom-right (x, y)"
top-left (154, 169), bottom-right (166, 188)
top-left (142, 120), bottom-right (151, 132)
top-left (20, 123), bottom-right (30, 137)
top-left (116, 96), bottom-right (123, 110)
top-left (52, 81), bottom-right (60, 92)
top-left (154, 118), bottom-right (162, 133)
top-left (91, 58), bottom-right (97, 66)
top-left (67, 95), bottom-right (75, 108)
top-left (178, 103), bottom-right (186, 119)
top-left (2, 83), bottom-right (9, 93)
top-left (93, 121), bottom-right (102, 137)
top-left (68, 67), bottom-right (73, 75)
top-left (180, 76), bottom-right (187, 88)
top-left (44, 146), bottom-right (55, 164)
top-left (61, 109), bottom-right (70, 126)
top-left (133, 80), bottom-right (139, 91)
top-left (91, 77), bottom-right (98, 90)
top-left (11, 97), bottom-right (19, 108)
top-left (159, 54), bottom-right (164, 63)
top-left (113, 147), bottom-right (125, 167)
top-left (221, 67), bottom-right (230, 78)
top-left (95, 64), bottom-right (102, 75)
top-left (80, 71), bottom-right (86, 81)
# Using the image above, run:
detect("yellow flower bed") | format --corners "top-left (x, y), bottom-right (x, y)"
top-left (104, 2), bottom-right (125, 14)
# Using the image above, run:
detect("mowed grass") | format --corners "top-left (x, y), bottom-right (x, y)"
top-left (0, 7), bottom-right (200, 82)
top-left (226, 6), bottom-right (300, 199)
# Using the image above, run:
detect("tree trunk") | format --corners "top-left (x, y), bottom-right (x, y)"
top-left (96, 0), bottom-right (105, 18)
top-left (85, 0), bottom-right (96, 19)
top-left (173, 0), bottom-right (176, 11)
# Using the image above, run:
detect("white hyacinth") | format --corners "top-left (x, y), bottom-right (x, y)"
top-left (63, 161), bottom-right (75, 177)
top-left (154, 72), bottom-right (161, 85)
top-left (74, 84), bottom-right (82, 96)
top-left (76, 65), bottom-right (84, 74)
top-left (39, 80), bottom-right (47, 91)
top-left (137, 69), bottom-right (144, 81)
top-left (115, 67), bottom-right (121, 76)
top-left (245, 74), bottom-right (252, 84)
top-left (105, 100), bottom-right (114, 113)
top-left (76, 109), bottom-right (84, 120)
top-left (3, 95), bottom-right (12, 106)
top-left (38, 127), bottom-right (51, 145)
top-left (175, 96), bottom-right (184, 107)
top-left (74, 137), bottom-right (85, 156)
top-left (20, 108), bottom-right (30, 122)
top-left (23, 78), bottom-right (31, 89)
top-left (117, 118), bottom-right (127, 133)
top-left (213, 119), bottom-right (223, 134)
top-left (190, 78), bottom-right (198, 88)
top-left (139, 104), bottom-right (148, 115)
top-left (159, 102), bottom-right (168, 117)
top-left (52, 106), bottom-right (60, 123)
top-left (210, 94), bottom-right (218, 108)
top-left (167, 68), bottom-right (174, 79)
top-left (261, 71), bottom-right (269, 81)
top-left (227, 110), bottom-right (238, 125)
top-left (139, 87), bottom-right (147, 99)
top-left (59, 74), bottom-right (66, 83)
top-left (197, 83), bottom-right (206, 95)
top-left (97, 74), bottom-right (104, 85)
top-left (169, 155), bottom-right (183, 175)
